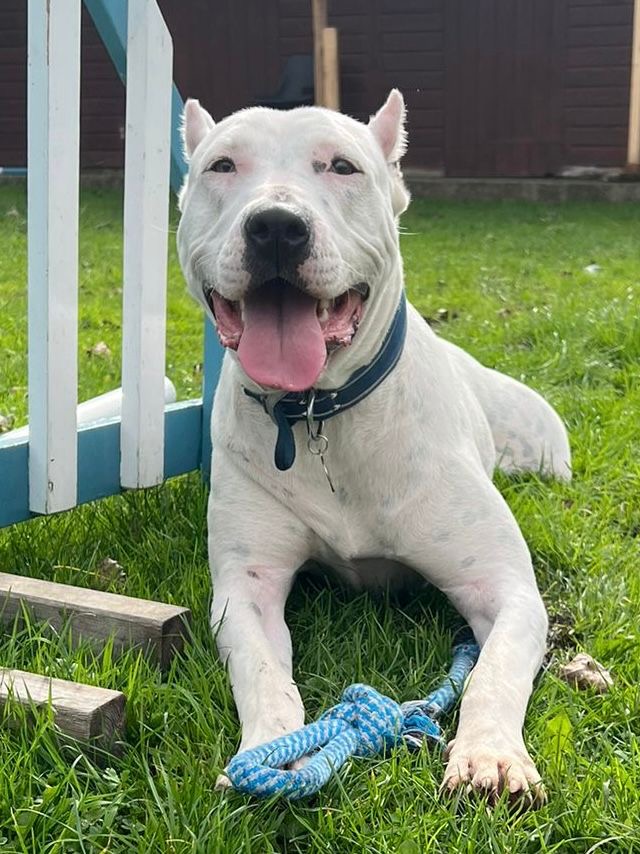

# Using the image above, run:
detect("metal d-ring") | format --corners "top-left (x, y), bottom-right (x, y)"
top-left (307, 424), bottom-right (329, 456)
top-left (304, 391), bottom-right (335, 492)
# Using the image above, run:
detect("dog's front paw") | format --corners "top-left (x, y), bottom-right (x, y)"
top-left (442, 739), bottom-right (545, 808)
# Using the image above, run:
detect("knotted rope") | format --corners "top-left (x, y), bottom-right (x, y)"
top-left (227, 632), bottom-right (480, 799)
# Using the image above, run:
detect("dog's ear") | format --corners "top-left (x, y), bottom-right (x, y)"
top-left (369, 90), bottom-right (410, 216)
top-left (182, 98), bottom-right (215, 160)
top-left (368, 89), bottom-right (407, 163)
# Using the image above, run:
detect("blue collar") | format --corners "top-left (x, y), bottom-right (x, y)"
top-left (244, 296), bottom-right (407, 471)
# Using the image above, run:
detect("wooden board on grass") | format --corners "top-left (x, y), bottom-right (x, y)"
top-left (0, 668), bottom-right (126, 747)
top-left (0, 572), bottom-right (190, 670)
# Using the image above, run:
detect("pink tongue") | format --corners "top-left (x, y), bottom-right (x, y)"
top-left (237, 280), bottom-right (327, 391)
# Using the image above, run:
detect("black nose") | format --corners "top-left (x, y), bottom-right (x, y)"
top-left (244, 208), bottom-right (310, 264)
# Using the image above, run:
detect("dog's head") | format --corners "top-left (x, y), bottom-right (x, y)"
top-left (177, 91), bottom-right (409, 392)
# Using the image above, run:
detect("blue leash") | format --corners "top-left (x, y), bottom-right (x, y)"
top-left (227, 632), bottom-right (480, 799)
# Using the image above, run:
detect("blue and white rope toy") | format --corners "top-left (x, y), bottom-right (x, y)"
top-left (227, 631), bottom-right (480, 799)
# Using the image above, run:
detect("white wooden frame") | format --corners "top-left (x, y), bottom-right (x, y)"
top-left (120, 0), bottom-right (173, 488)
top-left (27, 0), bottom-right (82, 514)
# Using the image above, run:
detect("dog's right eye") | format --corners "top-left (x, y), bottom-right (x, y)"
top-left (207, 158), bottom-right (236, 174)
top-left (330, 157), bottom-right (360, 175)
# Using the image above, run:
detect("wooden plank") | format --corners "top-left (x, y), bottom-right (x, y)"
top-left (382, 51), bottom-right (443, 72)
top-left (565, 144), bottom-right (627, 164)
top-left (322, 28), bottom-right (340, 110)
top-left (312, 0), bottom-right (328, 105)
top-left (27, 0), bottom-right (81, 514)
top-left (0, 573), bottom-right (191, 670)
top-left (567, 45), bottom-right (632, 67)
top-left (0, 668), bottom-right (125, 747)
top-left (567, 105), bottom-right (629, 126)
top-left (378, 0), bottom-right (442, 11)
top-left (568, 126), bottom-right (627, 145)
top-left (565, 86), bottom-right (631, 106)
top-left (627, 0), bottom-right (640, 168)
top-left (566, 67), bottom-right (630, 86)
top-left (383, 31), bottom-right (444, 51)
top-left (120, 0), bottom-right (172, 489)
top-left (569, 4), bottom-right (633, 27)
top-left (568, 25), bottom-right (631, 47)
top-left (569, 0), bottom-right (631, 6)
top-left (379, 12), bottom-right (443, 33)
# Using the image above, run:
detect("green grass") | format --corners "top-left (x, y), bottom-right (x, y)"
top-left (1, 184), bottom-right (639, 852)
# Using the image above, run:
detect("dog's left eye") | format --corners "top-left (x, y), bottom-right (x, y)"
top-left (207, 158), bottom-right (236, 174)
top-left (330, 157), bottom-right (359, 176)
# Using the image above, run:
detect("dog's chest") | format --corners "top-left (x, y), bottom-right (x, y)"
top-left (264, 422), bottom-right (431, 562)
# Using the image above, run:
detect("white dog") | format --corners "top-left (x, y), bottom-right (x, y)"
top-left (177, 90), bottom-right (571, 804)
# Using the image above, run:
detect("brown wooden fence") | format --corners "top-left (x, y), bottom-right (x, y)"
top-left (0, 0), bottom-right (634, 176)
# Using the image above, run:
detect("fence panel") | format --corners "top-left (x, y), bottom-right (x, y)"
top-left (0, 0), bottom-right (225, 530)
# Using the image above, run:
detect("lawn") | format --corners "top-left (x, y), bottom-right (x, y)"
top-left (0, 183), bottom-right (639, 852)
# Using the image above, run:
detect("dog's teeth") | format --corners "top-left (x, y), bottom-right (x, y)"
top-left (318, 299), bottom-right (330, 323)
top-left (239, 299), bottom-right (245, 321)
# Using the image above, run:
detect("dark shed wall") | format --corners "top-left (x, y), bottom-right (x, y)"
top-left (563, 0), bottom-right (634, 167)
top-left (0, 0), bottom-right (125, 169)
top-left (161, 0), bottom-right (446, 170)
top-left (161, 1), bottom-right (282, 127)
top-left (0, 0), bottom-right (448, 172)
top-left (0, 0), bottom-right (634, 175)
top-left (0, 0), bottom-right (26, 168)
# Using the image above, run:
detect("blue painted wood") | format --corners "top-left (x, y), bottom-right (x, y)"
top-left (169, 87), bottom-right (189, 192)
top-left (77, 419), bottom-right (121, 505)
top-left (83, 0), bottom-right (187, 194)
top-left (82, 0), bottom-right (127, 83)
top-left (201, 320), bottom-right (225, 480)
top-left (0, 439), bottom-right (29, 529)
top-left (0, 402), bottom-right (203, 528)
top-left (165, 400), bottom-right (204, 478)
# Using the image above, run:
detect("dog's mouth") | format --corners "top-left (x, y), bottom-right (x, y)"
top-left (205, 277), bottom-right (368, 391)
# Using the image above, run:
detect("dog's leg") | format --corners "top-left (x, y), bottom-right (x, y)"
top-left (212, 559), bottom-right (306, 755)
top-left (441, 580), bottom-right (547, 806)
top-left (404, 466), bottom-right (548, 805)
top-left (208, 460), bottom-right (312, 773)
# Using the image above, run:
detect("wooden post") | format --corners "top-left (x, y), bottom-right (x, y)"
top-left (121, 0), bottom-right (172, 489)
top-left (627, 0), bottom-right (640, 171)
top-left (27, 0), bottom-right (81, 514)
top-left (322, 27), bottom-right (340, 111)
top-left (311, 0), bottom-right (328, 106)
top-left (0, 669), bottom-right (126, 748)
top-left (0, 573), bottom-right (190, 671)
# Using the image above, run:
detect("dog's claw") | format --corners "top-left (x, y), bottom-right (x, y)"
top-left (441, 744), bottom-right (546, 809)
